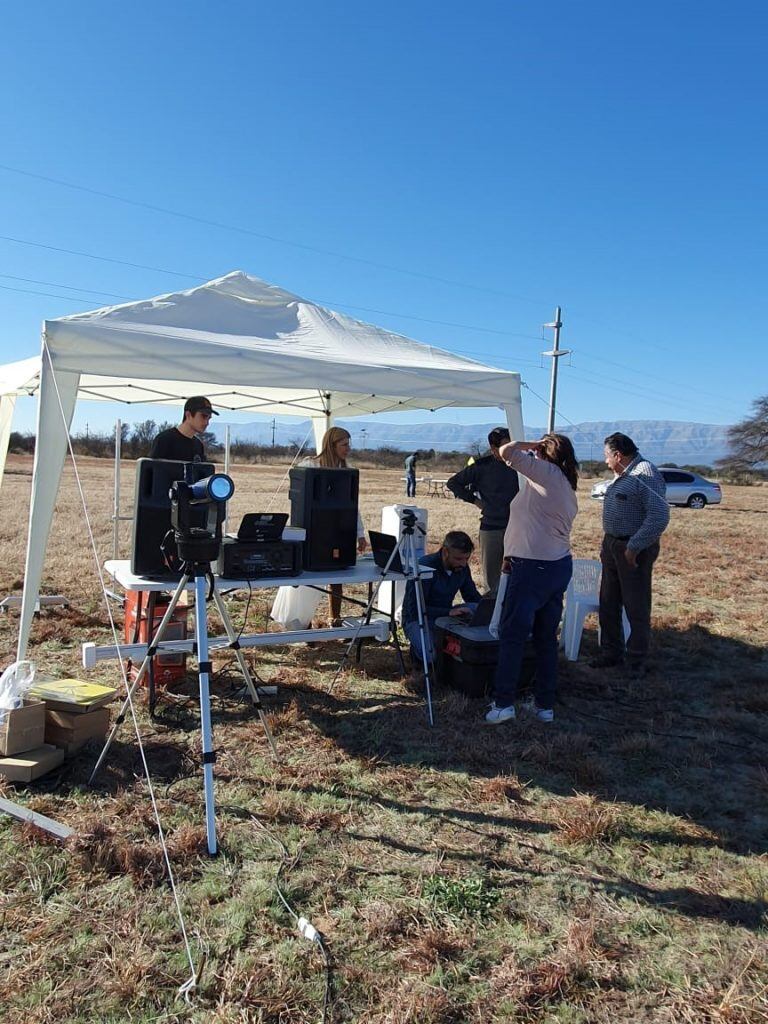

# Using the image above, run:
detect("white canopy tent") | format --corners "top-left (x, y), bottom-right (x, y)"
top-left (0, 271), bottom-right (524, 659)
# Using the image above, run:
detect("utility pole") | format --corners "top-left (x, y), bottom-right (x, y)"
top-left (542, 307), bottom-right (569, 434)
top-left (271, 418), bottom-right (276, 447)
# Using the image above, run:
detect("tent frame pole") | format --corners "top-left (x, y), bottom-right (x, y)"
top-left (112, 419), bottom-right (122, 561)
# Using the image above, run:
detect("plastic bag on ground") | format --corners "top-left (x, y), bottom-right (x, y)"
top-left (0, 660), bottom-right (37, 720)
top-left (271, 586), bottom-right (323, 631)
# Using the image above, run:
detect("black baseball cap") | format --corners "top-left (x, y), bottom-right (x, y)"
top-left (184, 396), bottom-right (219, 416)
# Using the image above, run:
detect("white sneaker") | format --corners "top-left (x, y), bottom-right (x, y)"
top-left (520, 697), bottom-right (554, 722)
top-left (485, 702), bottom-right (516, 725)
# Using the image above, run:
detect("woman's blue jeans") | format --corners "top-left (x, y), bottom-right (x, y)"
top-left (492, 554), bottom-right (572, 711)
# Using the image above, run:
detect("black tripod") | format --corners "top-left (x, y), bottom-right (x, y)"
top-left (90, 557), bottom-right (277, 856)
top-left (330, 510), bottom-right (437, 725)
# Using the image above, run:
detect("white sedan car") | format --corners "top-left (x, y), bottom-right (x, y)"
top-left (591, 469), bottom-right (722, 509)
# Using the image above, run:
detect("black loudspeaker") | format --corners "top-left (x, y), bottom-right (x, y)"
top-left (131, 458), bottom-right (215, 576)
top-left (289, 466), bottom-right (359, 570)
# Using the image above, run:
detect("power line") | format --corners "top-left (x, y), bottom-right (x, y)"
top-left (0, 273), bottom-right (132, 300)
top-left (0, 162), bottom-right (551, 306)
top-left (0, 271), bottom-right (734, 421)
top-left (0, 232), bottom-right (743, 421)
top-left (0, 283), bottom-right (113, 304)
top-left (0, 163), bottom-right (744, 381)
top-left (0, 234), bottom-right (207, 280)
top-left (315, 298), bottom-right (545, 342)
top-left (569, 350), bottom-right (746, 414)
top-left (0, 239), bottom-right (547, 348)
top-left (562, 364), bottom-right (736, 415)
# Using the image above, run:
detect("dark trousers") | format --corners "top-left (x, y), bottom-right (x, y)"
top-left (478, 528), bottom-right (505, 596)
top-left (406, 471), bottom-right (417, 497)
top-left (599, 535), bottom-right (659, 659)
top-left (492, 555), bottom-right (572, 711)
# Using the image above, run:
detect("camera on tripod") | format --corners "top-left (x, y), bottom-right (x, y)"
top-left (399, 509), bottom-right (418, 533)
top-left (170, 471), bottom-right (235, 564)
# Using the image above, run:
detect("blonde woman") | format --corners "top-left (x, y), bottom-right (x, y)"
top-left (303, 427), bottom-right (366, 625)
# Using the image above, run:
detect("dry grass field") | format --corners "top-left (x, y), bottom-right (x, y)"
top-left (0, 453), bottom-right (766, 1023)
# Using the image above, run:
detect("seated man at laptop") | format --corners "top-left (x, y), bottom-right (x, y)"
top-left (401, 530), bottom-right (482, 666)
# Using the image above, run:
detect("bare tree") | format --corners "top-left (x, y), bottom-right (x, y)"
top-left (719, 395), bottom-right (768, 468)
top-left (199, 430), bottom-right (221, 452)
top-left (130, 419), bottom-right (159, 457)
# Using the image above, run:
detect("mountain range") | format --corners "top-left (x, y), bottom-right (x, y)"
top-left (210, 418), bottom-right (733, 466)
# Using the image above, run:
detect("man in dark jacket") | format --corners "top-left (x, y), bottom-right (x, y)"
top-left (401, 530), bottom-right (482, 663)
top-left (445, 427), bottom-right (519, 595)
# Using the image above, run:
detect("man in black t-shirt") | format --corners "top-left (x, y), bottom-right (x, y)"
top-left (150, 396), bottom-right (219, 462)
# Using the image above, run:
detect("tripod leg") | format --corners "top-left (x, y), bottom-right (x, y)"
top-left (89, 575), bottom-right (191, 785)
top-left (193, 572), bottom-right (218, 856)
top-left (327, 543), bottom-right (404, 693)
top-left (403, 532), bottom-right (434, 724)
top-left (412, 579), bottom-right (435, 726)
top-left (355, 585), bottom-right (374, 665)
top-left (209, 587), bottom-right (278, 761)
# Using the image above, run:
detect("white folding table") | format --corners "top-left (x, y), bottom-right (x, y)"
top-left (83, 558), bottom-right (414, 669)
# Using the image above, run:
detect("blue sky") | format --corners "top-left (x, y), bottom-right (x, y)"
top-left (0, 1), bottom-right (764, 441)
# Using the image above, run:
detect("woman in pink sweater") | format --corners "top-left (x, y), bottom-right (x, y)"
top-left (485, 434), bottom-right (579, 725)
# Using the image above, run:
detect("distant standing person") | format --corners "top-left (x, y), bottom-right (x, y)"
top-left (150, 396), bottom-right (218, 462)
top-left (404, 452), bottom-right (418, 497)
top-left (593, 432), bottom-right (670, 672)
top-left (445, 427), bottom-right (520, 595)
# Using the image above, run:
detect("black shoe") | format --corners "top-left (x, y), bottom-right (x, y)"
top-left (589, 654), bottom-right (624, 669)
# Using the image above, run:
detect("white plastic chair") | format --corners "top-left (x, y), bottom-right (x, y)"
top-left (561, 558), bottom-right (629, 661)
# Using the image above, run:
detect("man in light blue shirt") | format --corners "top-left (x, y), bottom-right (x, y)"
top-left (593, 432), bottom-right (670, 671)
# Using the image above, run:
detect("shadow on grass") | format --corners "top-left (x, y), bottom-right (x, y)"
top-left (292, 623), bottom-right (768, 861)
top-left (33, 622), bottom-right (766, 933)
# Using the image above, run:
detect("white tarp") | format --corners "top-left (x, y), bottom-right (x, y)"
top-left (1, 271), bottom-right (524, 658)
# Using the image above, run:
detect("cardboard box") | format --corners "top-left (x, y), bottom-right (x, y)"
top-left (0, 699), bottom-right (46, 757)
top-left (45, 707), bottom-right (110, 755)
top-left (0, 744), bottom-right (65, 783)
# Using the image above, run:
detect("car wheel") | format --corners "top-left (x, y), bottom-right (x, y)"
top-left (687, 493), bottom-right (707, 509)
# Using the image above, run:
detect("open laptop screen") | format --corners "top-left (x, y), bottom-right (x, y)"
top-left (368, 530), bottom-right (404, 574)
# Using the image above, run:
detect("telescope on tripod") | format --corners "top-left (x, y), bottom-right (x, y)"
top-left (93, 466), bottom-right (277, 856)
top-left (170, 471), bottom-right (234, 563)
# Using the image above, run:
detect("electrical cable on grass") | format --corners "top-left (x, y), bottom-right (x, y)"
top-left (39, 339), bottom-right (201, 1001)
top-left (251, 816), bottom-right (334, 1023)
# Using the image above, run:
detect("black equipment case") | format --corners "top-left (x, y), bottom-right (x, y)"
top-left (433, 618), bottom-right (536, 699)
top-left (216, 538), bottom-right (302, 580)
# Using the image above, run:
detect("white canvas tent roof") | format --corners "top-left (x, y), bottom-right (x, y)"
top-left (1, 271), bottom-right (524, 657)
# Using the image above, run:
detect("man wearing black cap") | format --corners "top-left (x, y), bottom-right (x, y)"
top-left (150, 396), bottom-right (219, 462)
top-left (445, 426), bottom-right (520, 595)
